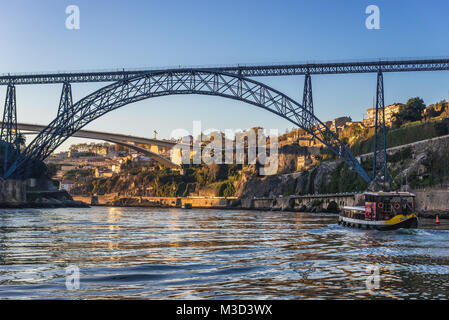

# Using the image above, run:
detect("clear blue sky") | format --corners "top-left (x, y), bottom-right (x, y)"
top-left (1, 0), bottom-right (449, 151)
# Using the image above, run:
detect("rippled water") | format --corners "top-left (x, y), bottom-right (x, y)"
top-left (1, 207), bottom-right (449, 299)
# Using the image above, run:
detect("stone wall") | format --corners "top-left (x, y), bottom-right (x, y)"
top-left (72, 195), bottom-right (240, 209)
top-left (240, 193), bottom-right (361, 212)
top-left (0, 179), bottom-right (27, 205)
top-left (359, 133), bottom-right (449, 161)
top-left (413, 188), bottom-right (449, 217)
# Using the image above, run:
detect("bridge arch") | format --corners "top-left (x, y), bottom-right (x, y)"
top-left (326, 200), bottom-right (340, 213)
top-left (6, 69), bottom-right (370, 181)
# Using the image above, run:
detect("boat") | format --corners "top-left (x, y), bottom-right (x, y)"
top-left (338, 191), bottom-right (418, 230)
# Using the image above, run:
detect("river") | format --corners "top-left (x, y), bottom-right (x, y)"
top-left (0, 207), bottom-right (449, 299)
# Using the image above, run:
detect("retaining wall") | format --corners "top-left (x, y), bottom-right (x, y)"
top-left (0, 179), bottom-right (27, 205)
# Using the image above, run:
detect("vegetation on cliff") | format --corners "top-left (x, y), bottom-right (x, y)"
top-left (69, 163), bottom-right (242, 197)
top-left (350, 119), bottom-right (449, 155)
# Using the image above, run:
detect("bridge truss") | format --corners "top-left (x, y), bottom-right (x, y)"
top-left (1, 57), bottom-right (449, 186)
top-left (2, 69), bottom-right (371, 182)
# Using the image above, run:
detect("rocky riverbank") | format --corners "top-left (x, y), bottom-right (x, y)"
top-left (25, 190), bottom-right (89, 208)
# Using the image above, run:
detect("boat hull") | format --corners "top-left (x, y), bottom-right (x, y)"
top-left (338, 213), bottom-right (418, 231)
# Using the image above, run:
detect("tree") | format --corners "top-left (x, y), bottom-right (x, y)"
top-left (219, 181), bottom-right (235, 197)
top-left (393, 97), bottom-right (426, 125)
top-left (208, 163), bottom-right (228, 181)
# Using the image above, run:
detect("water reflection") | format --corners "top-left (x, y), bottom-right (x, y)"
top-left (0, 207), bottom-right (449, 299)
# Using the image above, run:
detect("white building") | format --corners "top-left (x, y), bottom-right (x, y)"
top-left (60, 180), bottom-right (74, 192)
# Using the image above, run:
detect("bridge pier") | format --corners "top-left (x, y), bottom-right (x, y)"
top-left (370, 70), bottom-right (389, 190)
top-left (57, 82), bottom-right (74, 125)
top-left (302, 72), bottom-right (316, 129)
top-left (1, 83), bottom-right (18, 176)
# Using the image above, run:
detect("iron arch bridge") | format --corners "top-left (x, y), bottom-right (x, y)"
top-left (3, 69), bottom-right (371, 181)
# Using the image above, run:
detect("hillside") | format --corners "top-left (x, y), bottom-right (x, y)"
top-left (65, 97), bottom-right (449, 198)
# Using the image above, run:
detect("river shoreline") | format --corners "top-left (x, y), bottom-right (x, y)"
top-left (0, 200), bottom-right (90, 209)
top-left (1, 200), bottom-right (447, 219)
top-left (2, 194), bottom-right (447, 219)
top-left (99, 205), bottom-right (449, 219)
top-left (71, 194), bottom-right (449, 219)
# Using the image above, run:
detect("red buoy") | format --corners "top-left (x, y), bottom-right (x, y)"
top-left (436, 215), bottom-right (440, 224)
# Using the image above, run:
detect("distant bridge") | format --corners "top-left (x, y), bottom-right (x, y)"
top-left (14, 123), bottom-right (178, 148)
top-left (11, 123), bottom-right (181, 169)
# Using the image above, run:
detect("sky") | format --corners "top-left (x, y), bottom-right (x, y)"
top-left (1, 0), bottom-right (449, 151)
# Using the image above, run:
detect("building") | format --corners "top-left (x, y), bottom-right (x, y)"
top-left (60, 180), bottom-right (75, 192)
top-left (95, 167), bottom-right (114, 178)
top-left (50, 151), bottom-right (69, 159)
top-left (331, 116), bottom-right (352, 131)
top-left (363, 104), bottom-right (404, 127)
top-left (296, 155), bottom-right (313, 171)
top-left (68, 151), bottom-right (98, 158)
top-left (111, 163), bottom-right (121, 174)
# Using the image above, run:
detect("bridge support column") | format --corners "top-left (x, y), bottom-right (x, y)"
top-left (372, 70), bottom-right (389, 187)
top-left (302, 72), bottom-right (316, 129)
top-left (58, 82), bottom-right (74, 126)
top-left (1, 83), bottom-right (18, 176)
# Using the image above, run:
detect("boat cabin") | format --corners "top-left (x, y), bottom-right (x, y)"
top-left (364, 191), bottom-right (415, 220)
top-left (343, 191), bottom-right (416, 221)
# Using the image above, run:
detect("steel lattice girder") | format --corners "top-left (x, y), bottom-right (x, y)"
top-left (1, 84), bottom-right (18, 176)
top-left (58, 82), bottom-right (73, 115)
top-left (1, 58), bottom-right (449, 85)
top-left (4, 70), bottom-right (371, 182)
top-left (372, 71), bottom-right (388, 183)
top-left (0, 84), bottom-right (17, 143)
top-left (302, 73), bottom-right (316, 129)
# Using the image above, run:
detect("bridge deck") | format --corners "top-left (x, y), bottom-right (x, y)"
top-left (1, 58), bottom-right (448, 85)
